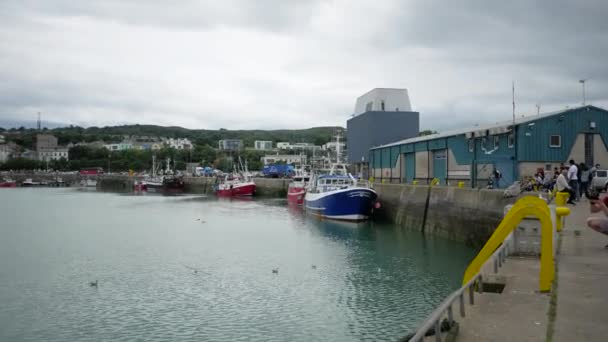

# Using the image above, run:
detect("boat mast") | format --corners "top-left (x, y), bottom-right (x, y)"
top-left (152, 155), bottom-right (156, 178)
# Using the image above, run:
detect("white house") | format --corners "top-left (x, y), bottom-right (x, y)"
top-left (165, 138), bottom-right (192, 150)
top-left (254, 140), bottom-right (273, 150)
top-left (38, 147), bottom-right (69, 161)
top-left (322, 141), bottom-right (346, 151)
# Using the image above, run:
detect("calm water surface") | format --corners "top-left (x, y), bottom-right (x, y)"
top-left (0, 188), bottom-right (475, 341)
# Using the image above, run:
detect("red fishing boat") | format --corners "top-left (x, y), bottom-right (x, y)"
top-left (214, 158), bottom-right (256, 197)
top-left (0, 178), bottom-right (17, 188)
top-left (287, 169), bottom-right (310, 205)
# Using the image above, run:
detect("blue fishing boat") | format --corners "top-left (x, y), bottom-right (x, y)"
top-left (304, 163), bottom-right (378, 221)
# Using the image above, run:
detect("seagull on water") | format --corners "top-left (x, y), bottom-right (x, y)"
top-left (89, 280), bottom-right (98, 287)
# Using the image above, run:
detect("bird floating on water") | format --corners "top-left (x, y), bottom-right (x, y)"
top-left (272, 268), bottom-right (279, 274)
top-left (89, 280), bottom-right (98, 287)
top-left (311, 265), bottom-right (317, 269)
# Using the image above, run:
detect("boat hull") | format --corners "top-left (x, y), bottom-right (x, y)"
top-left (305, 188), bottom-right (377, 221)
top-left (0, 182), bottom-right (16, 188)
top-left (287, 187), bottom-right (306, 205)
top-left (215, 183), bottom-right (256, 197)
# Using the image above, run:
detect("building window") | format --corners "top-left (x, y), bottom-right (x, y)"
top-left (494, 136), bottom-right (500, 149)
top-left (381, 100), bottom-right (385, 111)
top-left (508, 134), bottom-right (514, 148)
top-left (549, 135), bottom-right (561, 148)
top-left (468, 139), bottom-right (474, 152)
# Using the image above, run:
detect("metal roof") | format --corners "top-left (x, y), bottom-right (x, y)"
top-left (371, 105), bottom-right (596, 150)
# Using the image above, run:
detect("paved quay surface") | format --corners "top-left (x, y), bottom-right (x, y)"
top-left (449, 199), bottom-right (608, 342)
top-left (553, 201), bottom-right (608, 342)
top-left (456, 257), bottom-right (551, 342)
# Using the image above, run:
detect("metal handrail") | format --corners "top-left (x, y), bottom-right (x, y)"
top-left (407, 238), bottom-right (511, 342)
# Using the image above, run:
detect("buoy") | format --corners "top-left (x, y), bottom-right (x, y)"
top-left (272, 268), bottom-right (279, 274)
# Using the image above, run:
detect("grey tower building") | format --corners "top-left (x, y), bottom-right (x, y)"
top-left (347, 88), bottom-right (419, 177)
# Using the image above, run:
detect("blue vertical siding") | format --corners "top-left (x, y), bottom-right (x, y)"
top-left (517, 107), bottom-right (608, 161)
top-left (405, 153), bottom-right (415, 182)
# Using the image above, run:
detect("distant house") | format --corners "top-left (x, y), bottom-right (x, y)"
top-left (165, 138), bottom-right (192, 150)
top-left (218, 139), bottom-right (243, 151)
top-left (0, 134), bottom-right (5, 144)
top-left (36, 134), bottom-right (69, 161)
top-left (254, 140), bottom-right (273, 150)
top-left (104, 142), bottom-right (133, 152)
top-left (276, 142), bottom-right (290, 149)
top-left (0, 144), bottom-right (11, 162)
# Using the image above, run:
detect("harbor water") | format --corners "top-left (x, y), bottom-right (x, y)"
top-left (0, 188), bottom-right (475, 341)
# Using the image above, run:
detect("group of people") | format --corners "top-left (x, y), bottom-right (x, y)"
top-left (555, 160), bottom-right (600, 204)
top-left (527, 160), bottom-right (599, 204)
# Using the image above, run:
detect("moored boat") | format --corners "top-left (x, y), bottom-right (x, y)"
top-left (304, 164), bottom-right (377, 221)
top-left (0, 178), bottom-right (17, 188)
top-left (80, 179), bottom-right (97, 188)
top-left (287, 169), bottom-right (310, 205)
top-left (144, 157), bottom-right (184, 194)
top-left (215, 175), bottom-right (256, 196)
top-left (133, 180), bottom-right (148, 192)
top-left (21, 178), bottom-right (39, 187)
top-left (214, 157), bottom-right (256, 197)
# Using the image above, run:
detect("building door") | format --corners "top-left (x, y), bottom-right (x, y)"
top-left (432, 150), bottom-right (447, 184)
top-left (493, 157), bottom-right (514, 189)
top-left (404, 153), bottom-right (415, 183)
top-left (585, 133), bottom-right (594, 166)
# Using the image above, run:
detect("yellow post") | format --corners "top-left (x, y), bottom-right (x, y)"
top-left (555, 207), bottom-right (571, 232)
top-left (462, 196), bottom-right (554, 292)
top-left (458, 181), bottom-right (464, 188)
top-left (412, 180), bottom-right (418, 185)
top-left (555, 192), bottom-right (568, 206)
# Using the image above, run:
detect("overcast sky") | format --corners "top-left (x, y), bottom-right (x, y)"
top-left (1, 0), bottom-right (606, 130)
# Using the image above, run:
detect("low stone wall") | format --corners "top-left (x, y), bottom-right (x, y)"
top-left (97, 176), bottom-right (134, 193)
top-left (374, 183), bottom-right (515, 247)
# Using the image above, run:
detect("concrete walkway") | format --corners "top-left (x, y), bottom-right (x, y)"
top-left (451, 199), bottom-right (608, 342)
top-left (553, 201), bottom-right (608, 341)
top-left (456, 257), bottom-right (551, 341)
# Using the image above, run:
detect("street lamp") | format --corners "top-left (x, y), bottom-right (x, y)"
top-left (579, 79), bottom-right (586, 105)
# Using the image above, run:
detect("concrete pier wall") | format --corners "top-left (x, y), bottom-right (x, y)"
top-left (373, 183), bottom-right (515, 246)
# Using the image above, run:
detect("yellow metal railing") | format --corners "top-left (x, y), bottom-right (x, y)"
top-left (462, 196), bottom-right (555, 292)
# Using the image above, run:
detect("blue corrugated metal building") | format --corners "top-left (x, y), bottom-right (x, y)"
top-left (369, 105), bottom-right (608, 187)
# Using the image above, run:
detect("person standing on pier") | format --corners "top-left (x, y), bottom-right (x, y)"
top-left (567, 160), bottom-right (579, 200)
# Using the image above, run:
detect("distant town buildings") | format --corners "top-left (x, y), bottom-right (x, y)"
top-left (164, 138), bottom-right (192, 150)
top-left (36, 134), bottom-right (69, 161)
top-left (0, 144), bottom-right (11, 162)
top-left (218, 139), bottom-right (243, 151)
top-left (276, 142), bottom-right (321, 151)
top-left (261, 154), bottom-right (307, 165)
top-left (254, 140), bottom-right (273, 150)
top-left (0, 134), bottom-right (5, 144)
top-left (104, 142), bottom-right (133, 152)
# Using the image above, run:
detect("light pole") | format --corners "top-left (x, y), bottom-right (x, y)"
top-left (579, 79), bottom-right (586, 105)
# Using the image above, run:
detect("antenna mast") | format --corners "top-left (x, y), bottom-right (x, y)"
top-left (512, 82), bottom-right (515, 125)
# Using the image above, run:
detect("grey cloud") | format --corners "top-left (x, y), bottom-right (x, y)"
top-left (0, 0), bottom-right (607, 130)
